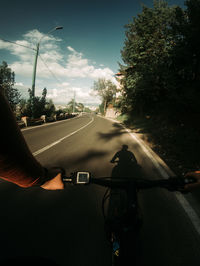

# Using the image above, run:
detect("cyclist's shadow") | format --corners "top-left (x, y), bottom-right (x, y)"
top-left (105, 145), bottom-right (144, 264)
top-left (106, 145), bottom-right (142, 219)
top-left (110, 144), bottom-right (141, 179)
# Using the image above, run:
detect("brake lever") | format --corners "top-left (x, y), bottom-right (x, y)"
top-left (184, 177), bottom-right (197, 185)
top-left (167, 176), bottom-right (197, 193)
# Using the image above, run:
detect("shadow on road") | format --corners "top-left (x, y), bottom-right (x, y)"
top-left (110, 144), bottom-right (141, 179)
top-left (105, 144), bottom-right (143, 223)
top-left (97, 123), bottom-right (126, 141)
top-left (105, 145), bottom-right (142, 221)
top-left (66, 149), bottom-right (108, 166)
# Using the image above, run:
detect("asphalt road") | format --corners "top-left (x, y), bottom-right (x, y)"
top-left (0, 114), bottom-right (200, 265)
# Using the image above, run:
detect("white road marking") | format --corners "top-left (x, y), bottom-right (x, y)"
top-left (33, 116), bottom-right (94, 156)
top-left (103, 116), bottom-right (200, 236)
top-left (175, 192), bottom-right (200, 235)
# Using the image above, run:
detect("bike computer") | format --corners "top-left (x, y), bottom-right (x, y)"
top-left (76, 172), bottom-right (90, 184)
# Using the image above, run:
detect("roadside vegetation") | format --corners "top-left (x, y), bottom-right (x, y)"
top-left (93, 0), bottom-right (200, 174)
top-left (0, 61), bottom-right (90, 125)
top-left (92, 78), bottom-right (118, 115)
top-left (117, 0), bottom-right (200, 174)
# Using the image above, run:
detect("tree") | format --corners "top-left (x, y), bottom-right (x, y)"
top-left (120, 1), bottom-right (177, 115)
top-left (66, 100), bottom-right (86, 113)
top-left (84, 106), bottom-right (92, 113)
top-left (18, 98), bottom-right (29, 117)
top-left (44, 99), bottom-right (56, 117)
top-left (77, 103), bottom-right (84, 112)
top-left (67, 99), bottom-right (77, 113)
top-left (120, 0), bottom-right (200, 118)
top-left (0, 61), bottom-right (21, 112)
top-left (169, 0), bottom-right (200, 114)
top-left (20, 87), bottom-right (56, 118)
top-left (92, 78), bottom-right (117, 114)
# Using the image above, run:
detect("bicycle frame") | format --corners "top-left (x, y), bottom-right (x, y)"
top-left (105, 182), bottom-right (142, 266)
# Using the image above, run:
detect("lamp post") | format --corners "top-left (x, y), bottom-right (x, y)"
top-left (31, 26), bottom-right (63, 97)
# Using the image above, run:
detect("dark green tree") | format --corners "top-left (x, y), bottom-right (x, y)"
top-left (0, 61), bottom-right (21, 112)
top-left (22, 87), bottom-right (55, 118)
top-left (44, 99), bottom-right (56, 117)
top-left (120, 1), bottom-right (177, 115)
top-left (170, 0), bottom-right (200, 114)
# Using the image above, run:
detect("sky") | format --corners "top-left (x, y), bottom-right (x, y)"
top-left (0, 0), bottom-right (186, 107)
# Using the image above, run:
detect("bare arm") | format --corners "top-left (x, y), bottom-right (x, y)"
top-left (0, 89), bottom-right (63, 189)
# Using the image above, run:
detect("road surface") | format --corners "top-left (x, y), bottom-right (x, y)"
top-left (0, 114), bottom-right (200, 265)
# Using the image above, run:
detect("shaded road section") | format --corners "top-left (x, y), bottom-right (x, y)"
top-left (0, 114), bottom-right (200, 265)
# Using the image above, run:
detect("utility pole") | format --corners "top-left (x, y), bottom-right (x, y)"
top-left (72, 91), bottom-right (76, 113)
top-left (31, 43), bottom-right (39, 98)
top-left (31, 26), bottom-right (63, 98)
top-left (30, 26), bottom-right (63, 118)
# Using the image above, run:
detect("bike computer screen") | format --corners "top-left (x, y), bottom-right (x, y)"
top-left (76, 172), bottom-right (90, 184)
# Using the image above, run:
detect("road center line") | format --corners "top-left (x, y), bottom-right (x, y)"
top-left (33, 116), bottom-right (94, 156)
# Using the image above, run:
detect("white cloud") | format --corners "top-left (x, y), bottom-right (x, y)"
top-left (67, 46), bottom-right (76, 53)
top-left (0, 29), bottom-right (118, 105)
top-left (11, 61), bottom-right (34, 77)
top-left (64, 47), bottom-right (115, 80)
top-left (1, 29), bottom-right (115, 80)
top-left (24, 29), bottom-right (62, 44)
top-left (44, 80), bottom-right (101, 105)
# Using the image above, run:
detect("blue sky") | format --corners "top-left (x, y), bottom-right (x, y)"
top-left (0, 0), bottom-right (185, 106)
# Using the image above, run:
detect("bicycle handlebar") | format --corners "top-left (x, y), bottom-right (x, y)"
top-left (62, 172), bottom-right (197, 192)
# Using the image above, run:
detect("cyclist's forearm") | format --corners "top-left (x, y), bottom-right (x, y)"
top-left (0, 90), bottom-right (46, 187)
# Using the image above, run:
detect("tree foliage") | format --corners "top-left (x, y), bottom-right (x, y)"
top-left (0, 61), bottom-right (21, 111)
top-left (0, 62), bottom-right (56, 118)
top-left (66, 100), bottom-right (87, 113)
top-left (67, 99), bottom-right (77, 113)
top-left (120, 0), bottom-right (200, 118)
top-left (19, 88), bottom-right (56, 118)
top-left (92, 78), bottom-right (117, 114)
top-left (169, 0), bottom-right (200, 113)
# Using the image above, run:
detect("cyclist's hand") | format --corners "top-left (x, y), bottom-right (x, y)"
top-left (41, 173), bottom-right (64, 190)
top-left (183, 171), bottom-right (200, 192)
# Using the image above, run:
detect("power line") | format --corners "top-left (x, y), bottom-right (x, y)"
top-left (0, 36), bottom-right (64, 86)
top-left (0, 37), bottom-right (36, 51)
top-left (39, 54), bottom-right (63, 85)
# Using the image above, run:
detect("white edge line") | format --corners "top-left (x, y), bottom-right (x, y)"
top-left (101, 116), bottom-right (200, 236)
top-left (33, 116), bottom-right (94, 157)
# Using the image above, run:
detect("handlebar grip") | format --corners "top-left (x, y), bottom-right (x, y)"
top-left (166, 176), bottom-right (197, 192)
top-left (183, 177), bottom-right (197, 185)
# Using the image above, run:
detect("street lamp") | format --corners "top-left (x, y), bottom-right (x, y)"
top-left (31, 26), bottom-right (63, 97)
